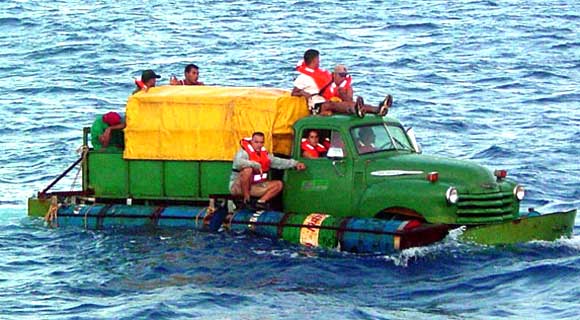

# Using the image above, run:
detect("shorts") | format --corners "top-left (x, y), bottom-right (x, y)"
top-left (308, 95), bottom-right (326, 109)
top-left (230, 179), bottom-right (269, 198)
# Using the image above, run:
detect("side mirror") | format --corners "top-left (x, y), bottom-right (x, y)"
top-left (327, 147), bottom-right (344, 159)
top-left (406, 127), bottom-right (422, 154)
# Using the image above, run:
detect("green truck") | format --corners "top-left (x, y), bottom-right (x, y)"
top-left (27, 87), bottom-right (576, 252)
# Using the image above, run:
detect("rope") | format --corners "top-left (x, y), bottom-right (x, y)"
top-left (195, 207), bottom-right (207, 229)
top-left (70, 145), bottom-right (89, 191)
top-left (44, 196), bottom-right (59, 227)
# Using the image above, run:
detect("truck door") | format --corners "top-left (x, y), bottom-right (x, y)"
top-left (283, 129), bottom-right (353, 216)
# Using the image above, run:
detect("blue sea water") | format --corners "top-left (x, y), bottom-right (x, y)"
top-left (1, 0), bottom-right (579, 319)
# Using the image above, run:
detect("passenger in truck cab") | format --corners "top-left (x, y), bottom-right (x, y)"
top-left (170, 63), bottom-right (204, 86)
top-left (355, 127), bottom-right (376, 154)
top-left (133, 69), bottom-right (161, 95)
top-left (301, 130), bottom-right (328, 159)
top-left (230, 132), bottom-right (306, 211)
top-left (90, 111), bottom-right (126, 151)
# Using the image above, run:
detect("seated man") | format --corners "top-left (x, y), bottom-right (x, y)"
top-left (91, 112), bottom-right (125, 151)
top-left (291, 49), bottom-right (390, 117)
top-left (230, 132), bottom-right (306, 210)
top-left (292, 49), bottom-right (361, 116)
top-left (356, 127), bottom-right (376, 154)
top-left (301, 130), bottom-right (327, 158)
top-left (323, 64), bottom-right (392, 116)
top-left (170, 63), bottom-right (204, 86)
top-left (133, 69), bottom-right (161, 95)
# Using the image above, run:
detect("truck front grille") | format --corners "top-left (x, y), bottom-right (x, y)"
top-left (456, 190), bottom-right (517, 224)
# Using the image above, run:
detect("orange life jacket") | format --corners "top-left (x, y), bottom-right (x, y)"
top-left (240, 138), bottom-right (271, 183)
top-left (322, 137), bottom-right (331, 150)
top-left (295, 60), bottom-right (332, 91)
top-left (135, 79), bottom-right (147, 89)
top-left (322, 75), bottom-right (352, 100)
top-left (301, 139), bottom-right (328, 158)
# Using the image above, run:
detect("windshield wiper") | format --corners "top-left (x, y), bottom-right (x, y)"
top-left (382, 123), bottom-right (412, 151)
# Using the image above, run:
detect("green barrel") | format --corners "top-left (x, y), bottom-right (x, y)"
top-left (281, 213), bottom-right (340, 249)
top-left (317, 215), bottom-right (341, 249)
top-left (280, 213), bottom-right (307, 245)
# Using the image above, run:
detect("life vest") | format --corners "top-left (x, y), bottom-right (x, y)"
top-left (135, 79), bottom-right (147, 90)
top-left (295, 60), bottom-right (332, 92)
top-left (240, 138), bottom-right (271, 183)
top-left (301, 139), bottom-right (328, 158)
top-left (322, 75), bottom-right (352, 100)
top-left (322, 137), bottom-right (331, 150)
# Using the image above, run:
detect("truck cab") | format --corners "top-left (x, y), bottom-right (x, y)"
top-left (283, 115), bottom-right (524, 225)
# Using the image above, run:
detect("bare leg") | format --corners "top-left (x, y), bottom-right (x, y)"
top-left (320, 101), bottom-right (355, 114)
top-left (362, 95), bottom-right (392, 116)
top-left (258, 180), bottom-right (283, 202)
top-left (239, 167), bottom-right (254, 202)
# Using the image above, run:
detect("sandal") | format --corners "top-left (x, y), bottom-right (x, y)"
top-left (380, 94), bottom-right (393, 108)
top-left (355, 96), bottom-right (365, 118)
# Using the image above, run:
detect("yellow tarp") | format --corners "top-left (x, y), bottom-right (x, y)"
top-left (124, 86), bottom-right (309, 160)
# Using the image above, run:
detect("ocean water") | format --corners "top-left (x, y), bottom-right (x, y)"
top-left (1, 1), bottom-right (579, 319)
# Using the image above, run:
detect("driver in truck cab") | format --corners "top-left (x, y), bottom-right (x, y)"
top-left (355, 127), bottom-right (376, 154)
top-left (229, 132), bottom-right (306, 211)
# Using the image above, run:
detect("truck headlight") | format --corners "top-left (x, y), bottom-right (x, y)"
top-left (513, 185), bottom-right (525, 201)
top-left (446, 187), bottom-right (458, 204)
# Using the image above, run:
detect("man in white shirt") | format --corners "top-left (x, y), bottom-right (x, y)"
top-left (292, 49), bottom-right (364, 117)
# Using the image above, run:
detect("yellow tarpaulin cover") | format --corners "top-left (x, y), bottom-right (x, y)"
top-left (124, 86), bottom-right (309, 161)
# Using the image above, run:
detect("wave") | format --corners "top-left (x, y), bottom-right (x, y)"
top-left (385, 22), bottom-right (440, 31)
top-left (551, 42), bottom-right (580, 50)
top-left (471, 145), bottom-right (515, 159)
top-left (523, 70), bottom-right (569, 80)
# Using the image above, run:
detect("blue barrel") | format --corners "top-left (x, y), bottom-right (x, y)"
top-left (228, 210), bottom-right (286, 239)
top-left (340, 218), bottom-right (405, 253)
top-left (56, 204), bottom-right (224, 230)
top-left (158, 206), bottom-right (209, 229)
top-left (52, 203), bottom-right (437, 254)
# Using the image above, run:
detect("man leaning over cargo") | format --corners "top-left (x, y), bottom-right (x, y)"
top-left (90, 111), bottom-right (125, 151)
top-left (230, 132), bottom-right (306, 211)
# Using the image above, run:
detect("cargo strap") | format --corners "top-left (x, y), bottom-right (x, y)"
top-left (335, 217), bottom-right (352, 248)
top-left (70, 146), bottom-right (89, 191)
top-left (150, 206), bottom-right (165, 226)
top-left (95, 204), bottom-right (112, 230)
top-left (277, 212), bottom-right (292, 238)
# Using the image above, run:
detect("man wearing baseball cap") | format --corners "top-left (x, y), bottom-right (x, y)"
top-left (133, 69), bottom-right (161, 94)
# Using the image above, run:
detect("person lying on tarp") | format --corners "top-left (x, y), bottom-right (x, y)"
top-left (90, 112), bottom-right (125, 151)
top-left (230, 132), bottom-right (306, 211)
top-left (170, 63), bottom-right (204, 86)
top-left (132, 69), bottom-right (161, 95)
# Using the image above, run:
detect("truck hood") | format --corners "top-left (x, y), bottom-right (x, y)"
top-left (365, 153), bottom-right (498, 192)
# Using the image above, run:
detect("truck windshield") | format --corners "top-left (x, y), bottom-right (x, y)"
top-left (351, 123), bottom-right (414, 155)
